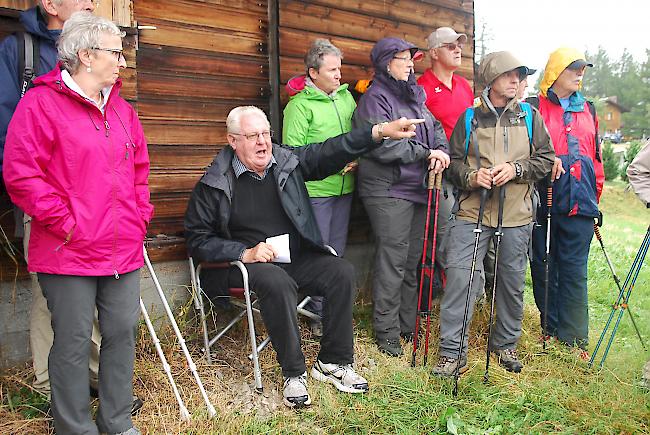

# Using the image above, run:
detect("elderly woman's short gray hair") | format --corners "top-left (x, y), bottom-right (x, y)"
top-left (226, 106), bottom-right (270, 134)
top-left (304, 39), bottom-right (342, 77)
top-left (58, 11), bottom-right (125, 73)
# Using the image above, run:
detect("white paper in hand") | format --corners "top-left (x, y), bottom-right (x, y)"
top-left (265, 233), bottom-right (291, 263)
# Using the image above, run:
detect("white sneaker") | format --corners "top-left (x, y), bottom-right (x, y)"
top-left (311, 360), bottom-right (369, 393)
top-left (282, 372), bottom-right (311, 408)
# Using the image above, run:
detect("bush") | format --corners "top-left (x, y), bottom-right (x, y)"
top-left (620, 140), bottom-right (643, 182)
top-left (601, 141), bottom-right (619, 180)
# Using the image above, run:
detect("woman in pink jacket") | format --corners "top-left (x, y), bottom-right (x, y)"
top-left (3, 12), bottom-right (152, 435)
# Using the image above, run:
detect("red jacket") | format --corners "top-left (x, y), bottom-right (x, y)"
top-left (3, 66), bottom-right (154, 276)
top-left (417, 69), bottom-right (474, 140)
top-left (537, 92), bottom-right (604, 217)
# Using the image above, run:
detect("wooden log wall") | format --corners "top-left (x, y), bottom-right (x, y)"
top-left (1, 0), bottom-right (474, 267)
top-left (278, 0), bottom-right (474, 106)
top-left (134, 0), bottom-right (270, 260)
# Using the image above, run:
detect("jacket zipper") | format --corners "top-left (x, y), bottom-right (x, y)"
top-left (331, 97), bottom-right (347, 196)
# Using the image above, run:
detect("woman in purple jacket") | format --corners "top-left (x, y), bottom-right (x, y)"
top-left (354, 37), bottom-right (449, 357)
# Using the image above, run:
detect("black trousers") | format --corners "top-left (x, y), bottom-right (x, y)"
top-left (228, 251), bottom-right (356, 377)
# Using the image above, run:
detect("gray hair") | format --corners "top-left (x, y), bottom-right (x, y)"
top-left (304, 39), bottom-right (342, 77)
top-left (226, 106), bottom-right (270, 134)
top-left (57, 11), bottom-right (124, 73)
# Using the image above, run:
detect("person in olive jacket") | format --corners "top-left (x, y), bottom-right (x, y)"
top-left (432, 52), bottom-right (554, 377)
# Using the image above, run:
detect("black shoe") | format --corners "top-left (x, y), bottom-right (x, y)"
top-left (377, 338), bottom-right (404, 357)
top-left (131, 396), bottom-right (144, 416)
top-left (493, 348), bottom-right (523, 373)
top-left (90, 386), bottom-right (99, 399)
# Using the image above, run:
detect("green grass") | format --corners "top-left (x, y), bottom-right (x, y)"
top-left (1, 181), bottom-right (648, 434)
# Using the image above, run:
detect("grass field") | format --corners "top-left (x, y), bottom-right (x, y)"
top-left (1, 181), bottom-right (649, 434)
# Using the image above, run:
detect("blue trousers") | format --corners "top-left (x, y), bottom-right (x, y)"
top-left (530, 214), bottom-right (594, 348)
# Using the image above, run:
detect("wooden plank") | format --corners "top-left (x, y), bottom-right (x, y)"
top-left (142, 120), bottom-right (226, 146)
top-left (301, 0), bottom-right (474, 33)
top-left (137, 72), bottom-right (268, 100)
top-left (138, 21), bottom-right (266, 57)
top-left (280, 27), bottom-right (473, 70)
top-left (95, 0), bottom-right (113, 21)
top-left (0, 1), bottom-right (31, 10)
top-left (147, 144), bottom-right (224, 169)
top-left (136, 0), bottom-right (266, 34)
top-left (144, 236), bottom-right (187, 261)
top-left (281, 0), bottom-right (473, 57)
top-left (112, 0), bottom-right (132, 27)
top-left (173, 0), bottom-right (267, 15)
top-left (149, 170), bottom-right (204, 194)
top-left (137, 46), bottom-right (267, 80)
top-left (421, 0), bottom-right (473, 13)
top-left (150, 193), bottom-right (191, 219)
top-left (138, 98), bottom-right (231, 123)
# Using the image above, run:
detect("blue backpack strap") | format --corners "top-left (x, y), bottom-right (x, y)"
top-left (520, 102), bottom-right (533, 146)
top-left (463, 107), bottom-right (475, 161)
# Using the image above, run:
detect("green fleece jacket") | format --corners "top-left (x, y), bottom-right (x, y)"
top-left (282, 83), bottom-right (356, 197)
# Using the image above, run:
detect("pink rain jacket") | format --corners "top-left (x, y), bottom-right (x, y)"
top-left (3, 66), bottom-right (154, 276)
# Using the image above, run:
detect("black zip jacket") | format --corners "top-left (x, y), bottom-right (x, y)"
top-left (184, 124), bottom-right (376, 265)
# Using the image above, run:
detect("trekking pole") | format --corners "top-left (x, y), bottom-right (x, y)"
top-left (543, 181), bottom-right (552, 350)
top-left (423, 172), bottom-right (443, 366)
top-left (139, 298), bottom-right (191, 422)
top-left (453, 188), bottom-right (488, 396)
top-left (143, 246), bottom-right (218, 418)
top-left (589, 225), bottom-right (650, 368)
top-left (483, 186), bottom-right (505, 383)
top-left (592, 221), bottom-right (646, 349)
top-left (412, 170), bottom-right (436, 367)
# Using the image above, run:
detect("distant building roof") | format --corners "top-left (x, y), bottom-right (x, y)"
top-left (601, 96), bottom-right (630, 113)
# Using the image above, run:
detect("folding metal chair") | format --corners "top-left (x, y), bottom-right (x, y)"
top-left (188, 258), bottom-right (321, 392)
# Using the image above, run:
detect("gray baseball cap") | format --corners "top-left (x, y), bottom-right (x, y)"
top-left (426, 27), bottom-right (468, 49)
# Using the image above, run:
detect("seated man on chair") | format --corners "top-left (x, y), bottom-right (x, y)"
top-left (184, 105), bottom-right (429, 408)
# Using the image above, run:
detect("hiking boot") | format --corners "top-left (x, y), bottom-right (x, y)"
top-left (432, 355), bottom-right (468, 377)
top-left (130, 396), bottom-right (144, 416)
top-left (282, 372), bottom-right (311, 408)
top-left (311, 360), bottom-right (369, 393)
top-left (493, 348), bottom-right (523, 373)
top-left (377, 338), bottom-right (403, 357)
top-left (310, 320), bottom-right (323, 339)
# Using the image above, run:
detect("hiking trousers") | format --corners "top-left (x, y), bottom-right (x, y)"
top-left (24, 216), bottom-right (101, 396)
top-left (362, 196), bottom-right (426, 341)
top-left (531, 214), bottom-right (593, 348)
top-left (439, 219), bottom-right (531, 358)
top-left (38, 271), bottom-right (140, 435)
top-left (305, 194), bottom-right (353, 318)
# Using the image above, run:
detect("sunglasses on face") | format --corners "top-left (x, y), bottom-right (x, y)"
top-left (439, 42), bottom-right (463, 51)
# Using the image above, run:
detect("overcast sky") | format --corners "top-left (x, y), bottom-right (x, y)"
top-left (474, 0), bottom-right (649, 80)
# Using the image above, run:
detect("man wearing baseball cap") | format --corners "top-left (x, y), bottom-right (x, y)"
top-left (529, 48), bottom-right (602, 358)
top-left (418, 27), bottom-right (473, 140)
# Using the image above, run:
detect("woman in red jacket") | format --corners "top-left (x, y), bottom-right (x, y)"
top-left (530, 48), bottom-right (604, 357)
top-left (3, 12), bottom-right (152, 435)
